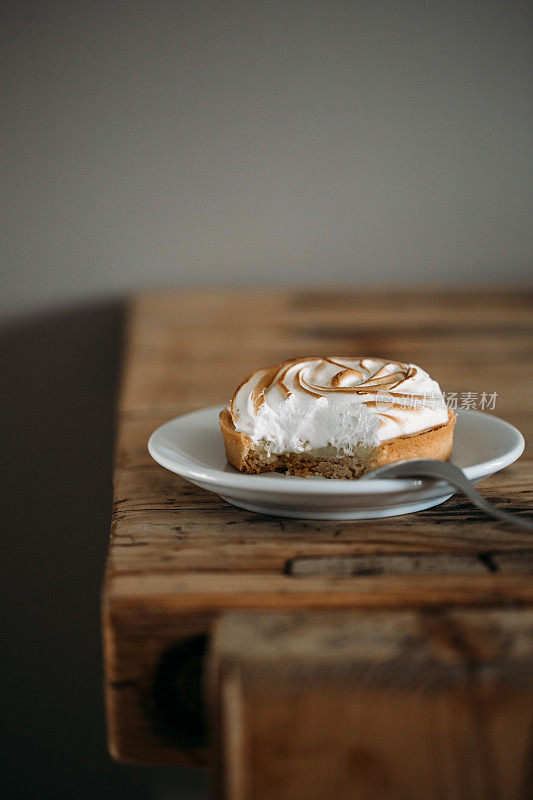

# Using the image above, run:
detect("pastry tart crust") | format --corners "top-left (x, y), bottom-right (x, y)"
top-left (220, 407), bottom-right (456, 479)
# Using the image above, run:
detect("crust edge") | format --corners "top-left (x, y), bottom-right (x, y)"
top-left (219, 407), bottom-right (456, 478)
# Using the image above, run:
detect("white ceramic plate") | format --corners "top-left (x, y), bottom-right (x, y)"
top-left (148, 407), bottom-right (524, 520)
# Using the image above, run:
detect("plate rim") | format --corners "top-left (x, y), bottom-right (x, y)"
top-left (147, 406), bottom-right (525, 497)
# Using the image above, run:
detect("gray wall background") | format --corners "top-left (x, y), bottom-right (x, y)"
top-left (2, 0), bottom-right (532, 317)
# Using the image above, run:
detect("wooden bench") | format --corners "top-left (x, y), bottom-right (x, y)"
top-left (103, 288), bottom-right (533, 798)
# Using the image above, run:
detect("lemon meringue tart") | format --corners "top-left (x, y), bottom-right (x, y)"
top-left (220, 357), bottom-right (456, 479)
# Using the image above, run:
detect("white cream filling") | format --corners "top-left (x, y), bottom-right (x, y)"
top-left (231, 358), bottom-right (448, 456)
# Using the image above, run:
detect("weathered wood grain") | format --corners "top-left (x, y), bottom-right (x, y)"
top-left (209, 609), bottom-right (533, 800)
top-left (103, 288), bottom-right (533, 767)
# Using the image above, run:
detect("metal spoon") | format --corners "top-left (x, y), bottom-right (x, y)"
top-left (362, 459), bottom-right (533, 531)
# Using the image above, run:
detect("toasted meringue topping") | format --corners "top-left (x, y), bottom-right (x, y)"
top-left (229, 357), bottom-right (448, 455)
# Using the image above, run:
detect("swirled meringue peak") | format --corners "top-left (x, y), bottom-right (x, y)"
top-left (229, 357), bottom-right (448, 456)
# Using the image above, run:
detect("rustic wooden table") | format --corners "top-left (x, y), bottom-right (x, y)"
top-left (103, 289), bottom-right (533, 799)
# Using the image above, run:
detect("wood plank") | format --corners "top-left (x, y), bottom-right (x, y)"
top-left (209, 609), bottom-right (533, 800)
top-left (103, 288), bottom-right (533, 765)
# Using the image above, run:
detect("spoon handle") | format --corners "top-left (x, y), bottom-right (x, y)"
top-left (373, 460), bottom-right (533, 532)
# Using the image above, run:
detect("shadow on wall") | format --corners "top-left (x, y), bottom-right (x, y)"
top-left (0, 301), bottom-right (208, 799)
